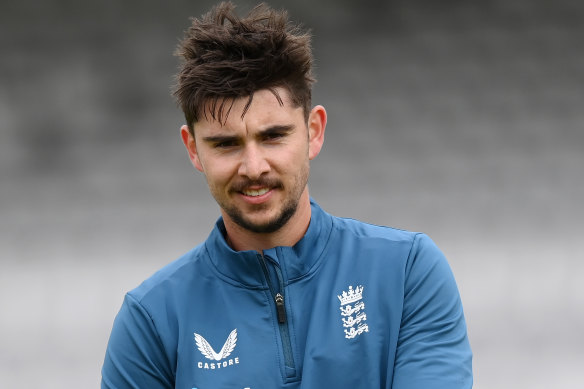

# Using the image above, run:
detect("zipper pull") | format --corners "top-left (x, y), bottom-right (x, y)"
top-left (275, 293), bottom-right (287, 324)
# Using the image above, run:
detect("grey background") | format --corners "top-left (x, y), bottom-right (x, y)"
top-left (1, 0), bottom-right (583, 387)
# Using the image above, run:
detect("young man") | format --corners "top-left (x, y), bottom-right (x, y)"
top-left (101, 2), bottom-right (473, 388)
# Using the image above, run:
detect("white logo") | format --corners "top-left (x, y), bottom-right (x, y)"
top-left (338, 285), bottom-right (369, 339)
top-left (194, 329), bottom-right (240, 370)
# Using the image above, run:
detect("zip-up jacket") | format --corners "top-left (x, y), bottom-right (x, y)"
top-left (102, 200), bottom-right (473, 388)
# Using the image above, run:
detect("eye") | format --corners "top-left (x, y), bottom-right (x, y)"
top-left (213, 140), bottom-right (238, 149)
top-left (263, 132), bottom-right (285, 141)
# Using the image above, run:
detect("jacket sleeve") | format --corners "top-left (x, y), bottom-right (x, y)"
top-left (101, 293), bottom-right (174, 389)
top-left (392, 234), bottom-right (473, 389)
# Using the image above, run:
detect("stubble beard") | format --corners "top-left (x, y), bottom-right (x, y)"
top-left (224, 196), bottom-right (299, 234)
top-left (214, 163), bottom-right (309, 234)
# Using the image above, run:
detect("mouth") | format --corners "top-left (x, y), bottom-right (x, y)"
top-left (232, 178), bottom-right (282, 199)
top-left (241, 187), bottom-right (270, 197)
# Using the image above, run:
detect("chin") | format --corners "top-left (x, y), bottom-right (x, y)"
top-left (238, 217), bottom-right (287, 234)
top-left (230, 206), bottom-right (297, 234)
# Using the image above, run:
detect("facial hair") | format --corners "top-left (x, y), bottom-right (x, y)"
top-left (215, 161), bottom-right (309, 234)
top-left (224, 195), bottom-right (298, 233)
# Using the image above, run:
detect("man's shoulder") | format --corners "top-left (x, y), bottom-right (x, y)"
top-left (330, 214), bottom-right (420, 244)
top-left (127, 242), bottom-right (208, 303)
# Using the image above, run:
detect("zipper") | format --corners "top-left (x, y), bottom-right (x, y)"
top-left (275, 293), bottom-right (287, 323)
top-left (258, 254), bottom-right (296, 376)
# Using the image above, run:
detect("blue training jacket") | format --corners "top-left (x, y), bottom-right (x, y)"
top-left (102, 201), bottom-right (473, 388)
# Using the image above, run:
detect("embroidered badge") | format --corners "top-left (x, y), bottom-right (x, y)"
top-left (194, 328), bottom-right (240, 369)
top-left (338, 285), bottom-right (369, 339)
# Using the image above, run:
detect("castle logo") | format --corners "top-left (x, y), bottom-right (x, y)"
top-left (194, 328), bottom-right (240, 370)
top-left (338, 285), bottom-right (369, 339)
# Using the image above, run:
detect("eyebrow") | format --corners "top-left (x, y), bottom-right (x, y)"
top-left (201, 124), bottom-right (295, 143)
top-left (259, 124), bottom-right (295, 136)
top-left (201, 134), bottom-right (240, 144)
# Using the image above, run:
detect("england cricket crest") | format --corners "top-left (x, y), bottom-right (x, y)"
top-left (338, 285), bottom-right (369, 339)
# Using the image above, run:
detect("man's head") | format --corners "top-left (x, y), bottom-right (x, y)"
top-left (173, 1), bottom-right (315, 134)
top-left (175, 2), bottom-right (326, 249)
top-left (181, 87), bottom-right (325, 237)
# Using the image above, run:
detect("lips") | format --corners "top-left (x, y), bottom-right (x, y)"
top-left (231, 178), bottom-right (282, 196)
top-left (242, 187), bottom-right (270, 197)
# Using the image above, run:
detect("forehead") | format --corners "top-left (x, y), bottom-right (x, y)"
top-left (195, 88), bottom-right (303, 134)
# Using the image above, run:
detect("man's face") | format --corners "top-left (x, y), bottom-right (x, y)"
top-left (182, 88), bottom-right (325, 234)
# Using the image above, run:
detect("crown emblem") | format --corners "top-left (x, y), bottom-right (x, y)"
top-left (337, 285), bottom-right (364, 305)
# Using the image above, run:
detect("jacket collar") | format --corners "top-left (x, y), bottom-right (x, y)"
top-left (204, 199), bottom-right (333, 288)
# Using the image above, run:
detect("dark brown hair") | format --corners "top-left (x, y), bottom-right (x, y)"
top-left (173, 2), bottom-right (315, 134)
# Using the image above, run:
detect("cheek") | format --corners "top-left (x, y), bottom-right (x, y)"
top-left (201, 157), bottom-right (239, 186)
top-left (277, 147), bottom-right (310, 177)
top-left (283, 139), bottom-right (310, 161)
top-left (272, 149), bottom-right (300, 172)
top-left (204, 167), bottom-right (229, 185)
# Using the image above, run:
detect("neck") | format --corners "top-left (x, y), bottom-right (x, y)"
top-left (223, 190), bottom-right (312, 252)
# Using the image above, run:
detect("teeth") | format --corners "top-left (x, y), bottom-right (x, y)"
top-left (243, 188), bottom-right (269, 197)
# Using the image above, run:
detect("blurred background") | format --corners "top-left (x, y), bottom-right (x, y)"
top-left (1, 0), bottom-right (583, 387)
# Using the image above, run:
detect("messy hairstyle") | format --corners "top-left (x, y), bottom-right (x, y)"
top-left (173, 2), bottom-right (315, 134)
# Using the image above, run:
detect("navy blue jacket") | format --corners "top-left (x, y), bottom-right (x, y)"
top-left (102, 201), bottom-right (472, 388)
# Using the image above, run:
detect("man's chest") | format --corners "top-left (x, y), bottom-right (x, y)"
top-left (172, 279), bottom-right (401, 389)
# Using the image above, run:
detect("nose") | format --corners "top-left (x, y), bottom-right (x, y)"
top-left (238, 144), bottom-right (270, 180)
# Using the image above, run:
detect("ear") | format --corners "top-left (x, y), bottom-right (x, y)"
top-left (307, 105), bottom-right (327, 160)
top-left (180, 125), bottom-right (204, 172)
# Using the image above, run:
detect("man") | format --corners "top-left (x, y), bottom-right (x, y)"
top-left (101, 2), bottom-right (473, 388)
